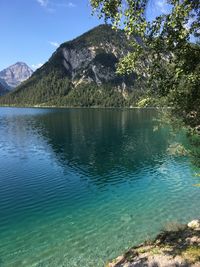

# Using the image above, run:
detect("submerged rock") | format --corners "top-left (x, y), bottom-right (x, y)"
top-left (195, 125), bottom-right (200, 135)
top-left (167, 143), bottom-right (188, 156)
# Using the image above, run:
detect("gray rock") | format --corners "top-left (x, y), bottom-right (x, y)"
top-left (0, 78), bottom-right (9, 96)
top-left (188, 219), bottom-right (200, 230)
top-left (0, 62), bottom-right (33, 88)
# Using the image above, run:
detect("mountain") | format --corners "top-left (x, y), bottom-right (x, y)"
top-left (0, 62), bottom-right (33, 88)
top-left (0, 78), bottom-right (9, 96)
top-left (0, 25), bottom-right (141, 107)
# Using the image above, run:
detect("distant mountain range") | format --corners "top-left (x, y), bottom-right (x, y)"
top-left (0, 62), bottom-right (33, 95)
top-left (0, 25), bottom-right (142, 107)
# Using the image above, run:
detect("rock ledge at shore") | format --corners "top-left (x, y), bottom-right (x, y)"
top-left (107, 220), bottom-right (200, 267)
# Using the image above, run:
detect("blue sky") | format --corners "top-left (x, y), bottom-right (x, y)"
top-left (0, 0), bottom-right (169, 71)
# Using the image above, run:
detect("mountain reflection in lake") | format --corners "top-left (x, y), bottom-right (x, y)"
top-left (0, 107), bottom-right (199, 267)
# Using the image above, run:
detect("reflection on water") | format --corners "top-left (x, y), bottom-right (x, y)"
top-left (0, 107), bottom-right (199, 267)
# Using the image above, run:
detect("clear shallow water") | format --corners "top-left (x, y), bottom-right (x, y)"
top-left (0, 107), bottom-right (199, 267)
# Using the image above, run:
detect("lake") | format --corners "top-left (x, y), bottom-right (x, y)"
top-left (0, 107), bottom-right (199, 267)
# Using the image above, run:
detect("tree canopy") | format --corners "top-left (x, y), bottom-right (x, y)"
top-left (90, 0), bottom-right (200, 128)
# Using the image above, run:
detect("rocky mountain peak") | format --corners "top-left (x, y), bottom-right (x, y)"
top-left (0, 24), bottom-right (138, 107)
top-left (0, 62), bottom-right (33, 88)
top-left (51, 24), bottom-right (131, 87)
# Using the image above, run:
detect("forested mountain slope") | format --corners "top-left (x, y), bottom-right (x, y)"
top-left (0, 25), bottom-right (141, 107)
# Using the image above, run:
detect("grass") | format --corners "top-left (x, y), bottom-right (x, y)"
top-left (181, 246), bottom-right (200, 263)
top-left (136, 246), bottom-right (161, 255)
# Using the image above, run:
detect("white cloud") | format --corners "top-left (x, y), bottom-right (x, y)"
top-left (155, 0), bottom-right (167, 14)
top-left (36, 0), bottom-right (76, 10)
top-left (67, 2), bottom-right (76, 8)
top-left (36, 0), bottom-right (48, 7)
top-left (185, 18), bottom-right (195, 30)
top-left (31, 63), bottom-right (43, 70)
top-left (49, 41), bottom-right (60, 48)
top-left (51, 1), bottom-right (76, 8)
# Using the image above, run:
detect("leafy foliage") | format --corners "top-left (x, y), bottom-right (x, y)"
top-left (90, 0), bottom-right (200, 127)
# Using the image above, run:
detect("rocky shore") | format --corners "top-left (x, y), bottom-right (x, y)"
top-left (107, 220), bottom-right (200, 267)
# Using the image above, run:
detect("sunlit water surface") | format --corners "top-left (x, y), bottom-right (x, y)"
top-left (0, 107), bottom-right (199, 267)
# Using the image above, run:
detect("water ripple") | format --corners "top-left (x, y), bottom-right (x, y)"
top-left (0, 107), bottom-right (199, 267)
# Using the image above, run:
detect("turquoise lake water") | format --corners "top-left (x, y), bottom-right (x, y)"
top-left (0, 107), bottom-right (199, 267)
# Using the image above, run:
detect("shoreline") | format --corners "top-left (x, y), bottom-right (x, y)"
top-left (0, 105), bottom-right (169, 110)
top-left (107, 220), bottom-right (200, 267)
